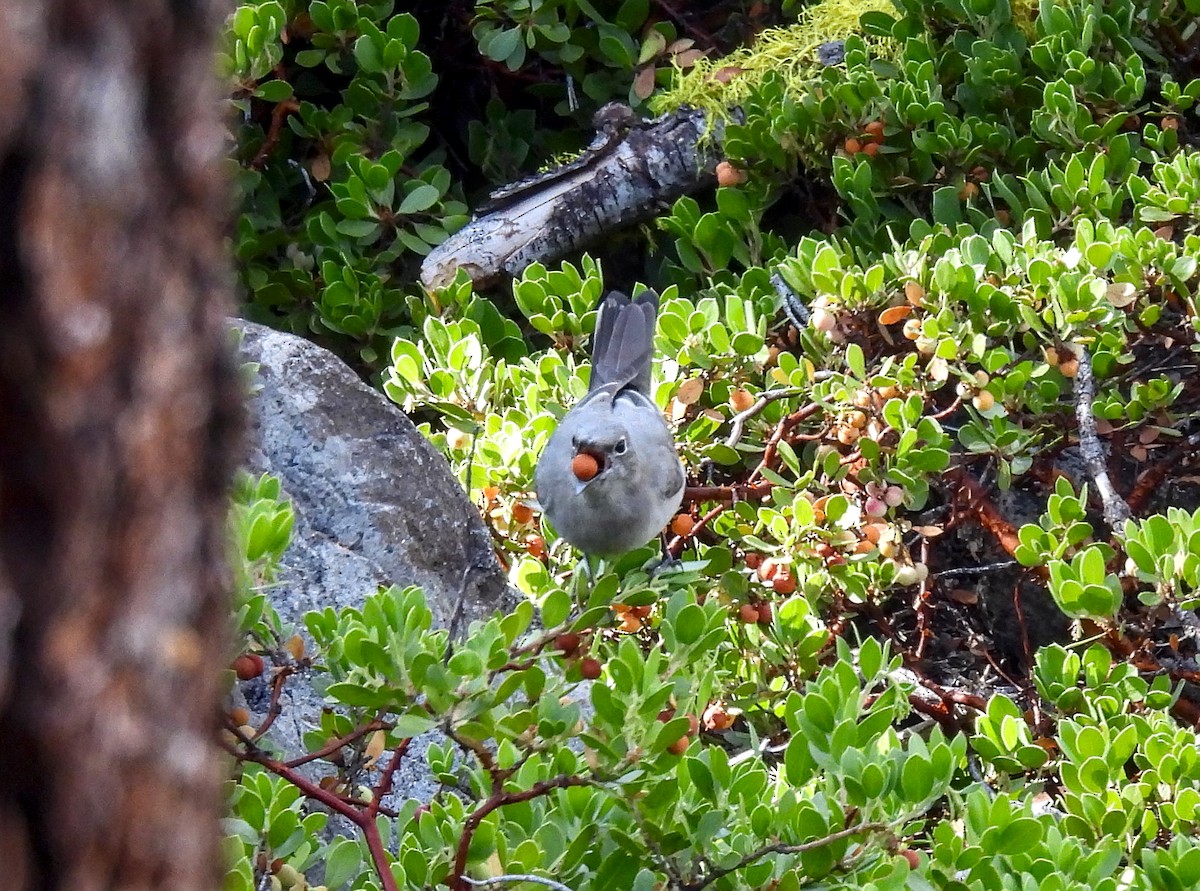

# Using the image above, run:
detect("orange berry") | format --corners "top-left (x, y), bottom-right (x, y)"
top-left (687, 714), bottom-right (700, 735)
top-left (580, 657), bottom-right (602, 680)
top-left (666, 736), bottom-right (689, 755)
top-left (862, 142), bottom-right (879, 157)
top-left (511, 502), bottom-right (534, 524)
top-left (771, 571), bottom-right (795, 595)
top-left (229, 707), bottom-right (250, 725)
top-left (757, 601), bottom-right (775, 622)
top-left (232, 653), bottom-right (264, 680)
top-left (619, 614), bottom-right (642, 633)
top-left (571, 453), bottom-right (600, 481)
top-left (671, 514), bottom-right (695, 537)
top-left (865, 120), bottom-right (885, 140)
top-left (631, 605), bottom-right (653, 619)
top-left (744, 552), bottom-right (762, 570)
top-left (901, 850), bottom-right (920, 869)
top-left (525, 535), bottom-right (546, 559)
top-left (739, 603), bottom-right (760, 623)
top-left (972, 390), bottom-right (995, 412)
top-left (1059, 357), bottom-right (1079, 378)
top-left (716, 160), bottom-right (747, 187)
top-left (657, 708), bottom-right (676, 723)
top-left (959, 181), bottom-right (979, 200)
top-left (844, 137), bottom-right (862, 155)
top-left (730, 388), bottom-right (755, 412)
top-left (971, 165), bottom-right (990, 182)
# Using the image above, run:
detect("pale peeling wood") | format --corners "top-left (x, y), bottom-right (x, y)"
top-left (420, 107), bottom-right (721, 290)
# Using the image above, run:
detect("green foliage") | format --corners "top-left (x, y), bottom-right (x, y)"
top-left (229, 470), bottom-right (295, 645)
top-left (1123, 507), bottom-right (1200, 610)
top-left (223, 0), bottom-right (1200, 888)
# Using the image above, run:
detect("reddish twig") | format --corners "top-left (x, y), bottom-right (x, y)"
top-left (947, 468), bottom-right (1040, 578)
top-left (250, 96), bottom-right (300, 170)
top-left (449, 776), bottom-right (591, 891)
top-left (748, 403), bottom-right (822, 483)
top-left (224, 725), bottom-right (408, 891)
top-left (684, 481), bottom-right (774, 503)
top-left (1128, 429), bottom-right (1200, 512)
top-left (250, 664), bottom-right (295, 741)
top-left (1012, 574), bottom-right (1035, 675)
top-left (284, 716), bottom-right (390, 768)
top-left (668, 501), bottom-right (727, 558)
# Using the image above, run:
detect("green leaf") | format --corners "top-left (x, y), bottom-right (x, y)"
top-left (391, 713), bottom-right (436, 738)
top-left (673, 603), bottom-right (706, 645)
top-left (542, 588), bottom-right (571, 629)
top-left (399, 184), bottom-right (440, 214)
top-left (323, 837), bottom-right (362, 889)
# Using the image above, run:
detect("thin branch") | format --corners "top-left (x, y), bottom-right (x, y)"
top-left (223, 725), bottom-right (405, 891)
top-left (462, 875), bottom-right (575, 891)
top-left (251, 664), bottom-right (295, 741)
top-left (772, 272), bottom-right (809, 327)
top-left (284, 716), bottom-right (389, 768)
top-left (250, 96), bottom-right (299, 170)
top-left (939, 560), bottom-right (1018, 577)
top-left (1072, 345), bottom-right (1132, 528)
top-left (368, 738), bottom-right (411, 819)
top-left (725, 388), bottom-right (807, 448)
top-left (681, 821), bottom-right (894, 891)
top-left (449, 777), bottom-right (591, 891)
top-left (1128, 427), bottom-right (1200, 512)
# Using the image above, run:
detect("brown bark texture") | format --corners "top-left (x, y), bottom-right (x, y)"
top-left (0, 0), bottom-right (241, 888)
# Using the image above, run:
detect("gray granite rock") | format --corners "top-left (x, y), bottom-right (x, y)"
top-left (232, 320), bottom-right (516, 808)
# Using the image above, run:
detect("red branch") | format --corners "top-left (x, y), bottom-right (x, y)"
top-left (250, 96), bottom-right (300, 170)
top-left (284, 716), bottom-right (389, 768)
top-left (448, 776), bottom-right (590, 891)
top-left (225, 727), bottom-right (410, 891)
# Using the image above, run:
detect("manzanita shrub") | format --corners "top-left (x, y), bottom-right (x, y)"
top-left (222, 0), bottom-right (1200, 889)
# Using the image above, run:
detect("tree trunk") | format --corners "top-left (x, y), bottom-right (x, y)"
top-left (0, 1), bottom-right (241, 889)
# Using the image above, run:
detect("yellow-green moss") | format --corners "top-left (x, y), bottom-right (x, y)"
top-left (650, 0), bottom-right (898, 122)
top-left (1011, 0), bottom-right (1041, 39)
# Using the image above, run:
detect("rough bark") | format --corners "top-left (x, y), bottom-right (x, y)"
top-left (420, 107), bottom-right (721, 290)
top-left (0, 1), bottom-right (241, 889)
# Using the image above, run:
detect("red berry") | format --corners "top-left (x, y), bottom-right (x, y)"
top-left (555, 633), bottom-right (581, 655)
top-left (232, 653), bottom-right (264, 680)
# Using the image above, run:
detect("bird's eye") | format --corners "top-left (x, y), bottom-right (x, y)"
top-left (613, 438), bottom-right (627, 455)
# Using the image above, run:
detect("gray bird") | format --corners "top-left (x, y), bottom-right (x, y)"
top-left (535, 290), bottom-right (686, 558)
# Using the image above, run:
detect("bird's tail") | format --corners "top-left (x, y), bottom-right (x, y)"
top-left (587, 289), bottom-right (658, 396)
